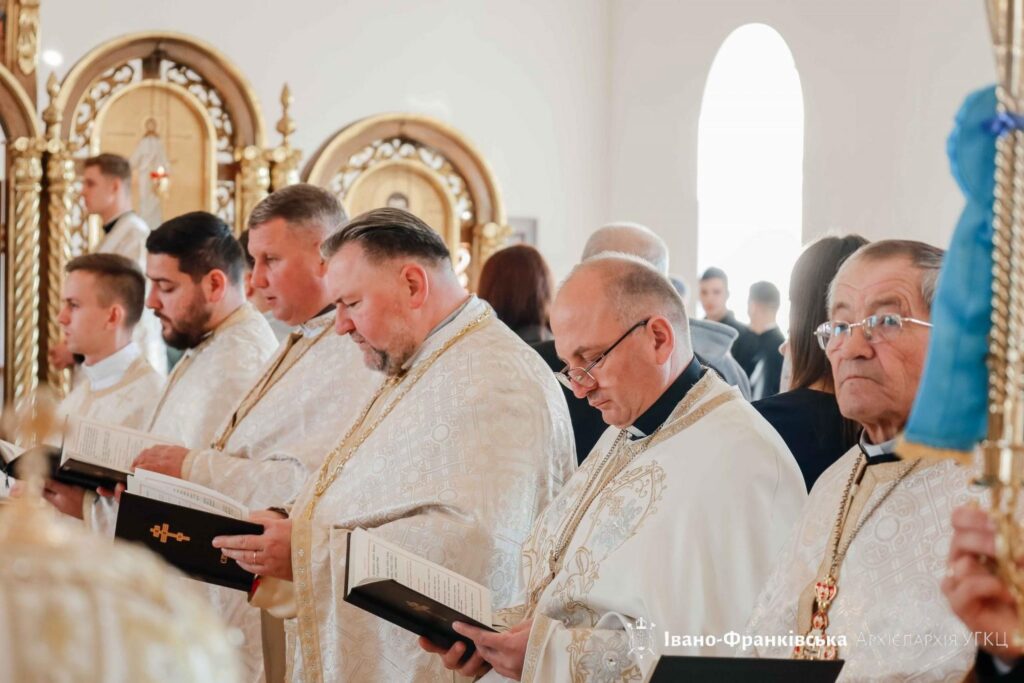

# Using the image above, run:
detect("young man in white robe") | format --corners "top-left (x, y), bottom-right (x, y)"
top-left (214, 207), bottom-right (576, 683)
top-left (132, 186), bottom-right (377, 683)
top-left (747, 240), bottom-right (981, 681)
top-left (83, 211), bottom-right (278, 533)
top-left (424, 253), bottom-right (806, 681)
top-left (33, 253), bottom-right (163, 518)
top-left (52, 153), bottom-right (168, 375)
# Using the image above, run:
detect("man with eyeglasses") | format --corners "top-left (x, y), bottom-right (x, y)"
top-left (748, 240), bottom-right (983, 682)
top-left (421, 253), bottom-right (805, 681)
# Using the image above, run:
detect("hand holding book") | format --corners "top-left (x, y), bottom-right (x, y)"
top-left (419, 618), bottom-right (532, 679)
top-left (212, 509), bottom-right (292, 581)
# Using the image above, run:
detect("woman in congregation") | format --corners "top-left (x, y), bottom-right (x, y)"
top-left (476, 243), bottom-right (554, 344)
top-left (753, 234), bottom-right (867, 490)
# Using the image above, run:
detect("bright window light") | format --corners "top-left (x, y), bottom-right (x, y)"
top-left (697, 23), bottom-right (803, 328)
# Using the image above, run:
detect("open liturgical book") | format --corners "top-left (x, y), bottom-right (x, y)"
top-left (115, 469), bottom-right (263, 591)
top-left (344, 528), bottom-right (497, 651)
top-left (1, 416), bottom-right (180, 490)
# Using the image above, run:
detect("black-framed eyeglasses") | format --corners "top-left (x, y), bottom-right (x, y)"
top-left (814, 313), bottom-right (932, 352)
top-left (556, 319), bottom-right (650, 390)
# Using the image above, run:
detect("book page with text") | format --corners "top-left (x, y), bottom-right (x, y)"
top-left (127, 469), bottom-right (249, 519)
top-left (62, 416), bottom-right (179, 474)
top-left (348, 528), bottom-right (492, 624)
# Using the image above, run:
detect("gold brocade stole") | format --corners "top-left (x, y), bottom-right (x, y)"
top-left (145, 304), bottom-right (252, 432)
top-left (210, 323), bottom-right (332, 450)
top-left (795, 458), bottom-right (910, 634)
top-left (291, 380), bottom-right (399, 683)
top-left (523, 373), bottom-right (739, 617)
top-left (75, 355), bottom-right (156, 418)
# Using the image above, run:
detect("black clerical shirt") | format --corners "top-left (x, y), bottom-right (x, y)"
top-left (626, 356), bottom-right (705, 440)
top-left (102, 211), bottom-right (132, 235)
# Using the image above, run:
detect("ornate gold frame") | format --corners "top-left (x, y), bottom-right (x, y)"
top-left (0, 62), bottom-right (42, 406)
top-left (303, 113), bottom-right (510, 288)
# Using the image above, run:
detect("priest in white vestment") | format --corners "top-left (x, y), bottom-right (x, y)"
top-left (424, 253), bottom-right (805, 682)
top-left (747, 240), bottom-right (981, 681)
top-left (133, 186), bottom-right (377, 683)
top-left (85, 212), bottom-right (277, 533)
top-left (77, 153), bottom-right (167, 375)
top-left (32, 253), bottom-right (163, 520)
top-left (215, 207), bottom-right (575, 683)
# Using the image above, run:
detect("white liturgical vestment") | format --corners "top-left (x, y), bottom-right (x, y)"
top-left (504, 370), bottom-right (806, 682)
top-left (60, 341), bottom-right (163, 431)
top-left (146, 302), bottom-right (278, 448)
top-left (180, 310), bottom-right (377, 683)
top-left (254, 296), bottom-right (576, 683)
top-left (746, 445), bottom-right (980, 681)
top-left (86, 303), bottom-right (277, 534)
top-left (97, 211), bottom-right (167, 376)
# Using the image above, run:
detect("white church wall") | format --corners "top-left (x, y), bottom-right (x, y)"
top-left (607, 0), bottom-right (994, 297)
top-left (39, 0), bottom-right (612, 277)
top-left (40, 1), bottom-right (996, 286)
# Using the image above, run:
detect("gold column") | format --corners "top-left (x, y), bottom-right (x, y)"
top-left (6, 137), bottom-right (42, 407)
top-left (237, 145), bottom-right (270, 234)
top-left (42, 74), bottom-right (74, 398)
top-left (267, 84), bottom-right (301, 191)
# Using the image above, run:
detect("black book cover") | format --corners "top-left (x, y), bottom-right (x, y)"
top-left (342, 534), bottom-right (496, 653)
top-left (647, 656), bottom-right (844, 682)
top-left (114, 492), bottom-right (263, 592)
top-left (3, 445), bottom-right (128, 491)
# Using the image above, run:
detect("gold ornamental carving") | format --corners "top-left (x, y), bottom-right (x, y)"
top-left (303, 113), bottom-right (509, 289)
top-left (268, 84), bottom-right (301, 191)
top-left (238, 145), bottom-right (270, 232)
top-left (14, 0), bottom-right (40, 76)
top-left (42, 75), bottom-right (74, 398)
top-left (7, 138), bottom-right (42, 407)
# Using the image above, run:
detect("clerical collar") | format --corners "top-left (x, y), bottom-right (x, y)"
top-left (401, 295), bottom-right (475, 371)
top-left (102, 211), bottom-right (131, 235)
top-left (83, 342), bottom-right (142, 391)
top-left (858, 431), bottom-right (902, 465)
top-left (626, 356), bottom-right (705, 440)
top-left (297, 306), bottom-right (334, 338)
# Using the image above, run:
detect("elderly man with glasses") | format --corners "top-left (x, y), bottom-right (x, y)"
top-left (420, 252), bottom-right (805, 681)
top-left (747, 240), bottom-right (985, 682)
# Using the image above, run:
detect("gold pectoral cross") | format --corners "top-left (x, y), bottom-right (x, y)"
top-left (150, 523), bottom-right (191, 544)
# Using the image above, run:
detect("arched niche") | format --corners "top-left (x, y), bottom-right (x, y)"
top-left (303, 113), bottom-right (509, 288)
top-left (0, 62), bottom-right (42, 406)
top-left (52, 31), bottom-right (268, 247)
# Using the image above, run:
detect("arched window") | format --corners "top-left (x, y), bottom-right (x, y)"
top-left (697, 23), bottom-right (803, 327)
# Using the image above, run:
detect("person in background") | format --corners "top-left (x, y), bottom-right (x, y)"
top-left (66, 153), bottom-right (167, 375)
top-left (477, 244), bottom-right (553, 344)
top-left (699, 266), bottom-right (748, 336)
top-left (238, 228), bottom-right (292, 343)
top-left (753, 234), bottom-right (865, 490)
top-left (672, 275), bottom-right (751, 398)
top-left (734, 281), bottom-right (786, 399)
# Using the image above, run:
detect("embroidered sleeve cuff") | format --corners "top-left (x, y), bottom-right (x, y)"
top-left (180, 449), bottom-right (199, 481)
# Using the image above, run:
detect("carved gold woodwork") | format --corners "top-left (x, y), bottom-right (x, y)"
top-left (7, 138), bottom-right (42, 407)
top-left (14, 0), bottom-right (38, 76)
top-left (51, 31), bottom-right (268, 242)
top-left (0, 63), bottom-right (42, 406)
top-left (41, 74), bottom-right (73, 398)
top-left (238, 145), bottom-right (270, 232)
top-left (267, 84), bottom-right (301, 191)
top-left (303, 113), bottom-right (509, 289)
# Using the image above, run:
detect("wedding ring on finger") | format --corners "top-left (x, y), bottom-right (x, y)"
top-left (252, 550), bottom-right (257, 565)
